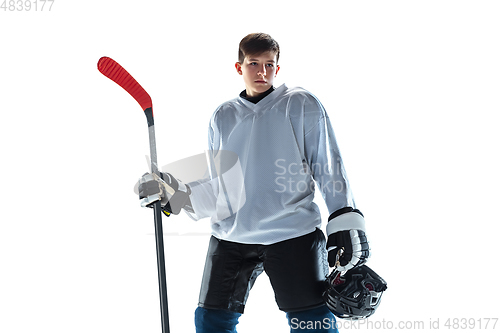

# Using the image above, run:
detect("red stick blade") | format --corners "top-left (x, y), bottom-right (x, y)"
top-left (97, 57), bottom-right (152, 111)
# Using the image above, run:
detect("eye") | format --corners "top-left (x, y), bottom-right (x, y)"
top-left (266, 64), bottom-right (274, 68)
top-left (250, 62), bottom-right (258, 66)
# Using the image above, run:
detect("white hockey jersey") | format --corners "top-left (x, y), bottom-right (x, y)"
top-left (186, 84), bottom-right (357, 244)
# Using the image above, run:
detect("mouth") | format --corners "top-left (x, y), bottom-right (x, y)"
top-left (255, 80), bottom-right (267, 84)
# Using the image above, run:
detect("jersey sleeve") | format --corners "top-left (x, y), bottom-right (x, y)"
top-left (184, 114), bottom-right (219, 221)
top-left (303, 99), bottom-right (357, 217)
top-left (184, 107), bottom-right (246, 222)
top-left (303, 96), bottom-right (367, 234)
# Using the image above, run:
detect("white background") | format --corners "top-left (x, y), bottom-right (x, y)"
top-left (1, 1), bottom-right (499, 332)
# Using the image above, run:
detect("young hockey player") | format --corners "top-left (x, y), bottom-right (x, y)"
top-left (139, 33), bottom-right (370, 332)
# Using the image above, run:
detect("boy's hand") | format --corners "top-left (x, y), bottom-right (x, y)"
top-left (325, 209), bottom-right (370, 271)
top-left (326, 229), bottom-right (370, 271)
top-left (138, 173), bottom-right (172, 207)
top-left (138, 172), bottom-right (192, 215)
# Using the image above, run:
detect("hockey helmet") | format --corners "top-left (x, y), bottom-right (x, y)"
top-left (323, 265), bottom-right (387, 320)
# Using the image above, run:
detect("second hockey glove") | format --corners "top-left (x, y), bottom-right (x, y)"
top-left (138, 172), bottom-right (192, 215)
top-left (326, 208), bottom-right (370, 272)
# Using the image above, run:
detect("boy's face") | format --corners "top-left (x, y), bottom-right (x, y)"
top-left (235, 51), bottom-right (280, 97)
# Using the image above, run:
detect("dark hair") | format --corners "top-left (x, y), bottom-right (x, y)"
top-left (238, 33), bottom-right (280, 64)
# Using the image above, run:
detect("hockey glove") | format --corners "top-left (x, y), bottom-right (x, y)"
top-left (326, 208), bottom-right (370, 272)
top-left (138, 172), bottom-right (192, 215)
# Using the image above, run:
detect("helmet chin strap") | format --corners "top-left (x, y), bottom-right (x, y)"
top-left (334, 247), bottom-right (346, 276)
top-left (327, 248), bottom-right (346, 287)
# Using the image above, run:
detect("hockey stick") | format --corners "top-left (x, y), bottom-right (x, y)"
top-left (97, 56), bottom-right (171, 333)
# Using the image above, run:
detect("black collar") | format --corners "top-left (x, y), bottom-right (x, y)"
top-left (240, 86), bottom-right (275, 104)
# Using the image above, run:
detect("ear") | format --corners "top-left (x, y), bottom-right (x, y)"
top-left (235, 62), bottom-right (242, 75)
top-left (275, 65), bottom-right (281, 77)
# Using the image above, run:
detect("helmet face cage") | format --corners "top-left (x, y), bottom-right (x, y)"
top-left (323, 265), bottom-right (387, 320)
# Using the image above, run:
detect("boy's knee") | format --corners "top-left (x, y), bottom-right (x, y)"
top-left (195, 306), bottom-right (241, 333)
top-left (286, 305), bottom-right (338, 333)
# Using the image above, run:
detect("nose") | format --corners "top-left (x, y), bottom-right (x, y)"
top-left (257, 64), bottom-right (267, 76)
